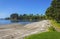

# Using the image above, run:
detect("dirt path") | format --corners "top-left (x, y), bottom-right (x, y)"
top-left (0, 20), bottom-right (51, 39)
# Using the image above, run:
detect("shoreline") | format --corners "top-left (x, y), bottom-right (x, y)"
top-left (0, 20), bottom-right (51, 39)
top-left (0, 23), bottom-right (25, 29)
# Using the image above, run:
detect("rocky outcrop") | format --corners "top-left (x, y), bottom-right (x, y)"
top-left (0, 20), bottom-right (51, 39)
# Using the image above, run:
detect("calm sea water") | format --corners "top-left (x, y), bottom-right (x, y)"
top-left (0, 20), bottom-right (32, 25)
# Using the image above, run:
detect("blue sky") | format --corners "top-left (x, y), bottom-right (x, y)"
top-left (0, 0), bottom-right (52, 18)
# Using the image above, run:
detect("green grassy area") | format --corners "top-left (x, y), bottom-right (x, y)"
top-left (24, 32), bottom-right (60, 39)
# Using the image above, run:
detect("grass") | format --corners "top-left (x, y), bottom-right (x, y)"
top-left (24, 32), bottom-right (60, 39)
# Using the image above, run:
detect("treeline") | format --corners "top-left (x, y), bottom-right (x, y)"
top-left (5, 13), bottom-right (46, 21)
top-left (45, 0), bottom-right (60, 22)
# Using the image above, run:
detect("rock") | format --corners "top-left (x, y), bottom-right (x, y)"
top-left (0, 20), bottom-right (51, 39)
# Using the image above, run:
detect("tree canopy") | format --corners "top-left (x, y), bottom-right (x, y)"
top-left (5, 13), bottom-right (46, 21)
top-left (45, 0), bottom-right (60, 22)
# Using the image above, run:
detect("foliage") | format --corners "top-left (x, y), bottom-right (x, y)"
top-left (50, 20), bottom-right (60, 27)
top-left (48, 26), bottom-right (56, 32)
top-left (45, 0), bottom-right (60, 22)
top-left (24, 32), bottom-right (60, 39)
top-left (9, 13), bottom-right (46, 21)
top-left (10, 13), bottom-right (19, 20)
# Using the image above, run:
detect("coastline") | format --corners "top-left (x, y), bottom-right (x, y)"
top-left (0, 23), bottom-right (25, 29)
top-left (0, 20), bottom-right (51, 39)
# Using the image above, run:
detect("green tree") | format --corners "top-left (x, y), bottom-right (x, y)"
top-left (28, 14), bottom-right (33, 21)
top-left (10, 13), bottom-right (19, 20)
top-left (23, 14), bottom-right (28, 20)
top-left (46, 0), bottom-right (60, 22)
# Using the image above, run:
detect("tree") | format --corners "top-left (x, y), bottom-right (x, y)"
top-left (23, 14), bottom-right (28, 20)
top-left (45, 7), bottom-right (54, 19)
top-left (45, 0), bottom-right (60, 22)
top-left (10, 13), bottom-right (19, 20)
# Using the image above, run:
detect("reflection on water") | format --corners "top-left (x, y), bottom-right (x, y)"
top-left (10, 19), bottom-right (38, 22)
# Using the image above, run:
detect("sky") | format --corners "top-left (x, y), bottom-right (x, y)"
top-left (0, 0), bottom-right (52, 18)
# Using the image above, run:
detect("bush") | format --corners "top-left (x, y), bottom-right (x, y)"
top-left (48, 26), bottom-right (56, 32)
